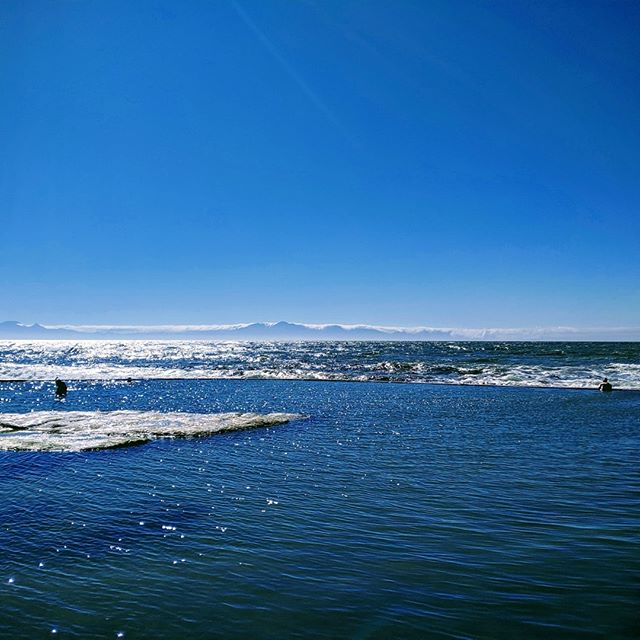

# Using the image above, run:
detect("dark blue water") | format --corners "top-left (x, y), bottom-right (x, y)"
top-left (1, 379), bottom-right (638, 638)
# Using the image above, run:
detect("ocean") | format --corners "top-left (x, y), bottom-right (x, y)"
top-left (1, 341), bottom-right (638, 638)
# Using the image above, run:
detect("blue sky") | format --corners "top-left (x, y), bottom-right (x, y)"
top-left (1, 0), bottom-right (638, 328)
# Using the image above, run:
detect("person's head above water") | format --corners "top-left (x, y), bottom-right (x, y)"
top-left (603, 377), bottom-right (608, 382)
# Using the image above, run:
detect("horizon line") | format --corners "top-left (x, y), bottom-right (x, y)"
top-left (2, 320), bottom-right (639, 341)
top-left (41, 321), bottom-right (640, 334)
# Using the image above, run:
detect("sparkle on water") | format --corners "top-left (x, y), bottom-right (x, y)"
top-left (0, 347), bottom-right (638, 638)
top-left (1, 340), bottom-right (639, 388)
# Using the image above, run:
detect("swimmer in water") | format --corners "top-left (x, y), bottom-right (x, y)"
top-left (55, 378), bottom-right (68, 397)
top-left (598, 377), bottom-right (612, 392)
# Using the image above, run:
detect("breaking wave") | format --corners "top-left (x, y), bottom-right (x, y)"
top-left (0, 410), bottom-right (304, 452)
top-left (0, 340), bottom-right (638, 389)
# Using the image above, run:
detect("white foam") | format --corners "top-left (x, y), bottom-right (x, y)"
top-left (0, 410), bottom-right (304, 452)
top-left (1, 341), bottom-right (638, 389)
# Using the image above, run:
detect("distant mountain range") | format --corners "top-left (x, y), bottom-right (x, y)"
top-left (1, 320), bottom-right (638, 341)
top-left (0, 320), bottom-right (450, 340)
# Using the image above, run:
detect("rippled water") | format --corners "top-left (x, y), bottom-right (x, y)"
top-left (1, 340), bottom-right (639, 388)
top-left (1, 378), bottom-right (638, 638)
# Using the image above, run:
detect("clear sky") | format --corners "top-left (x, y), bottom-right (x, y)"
top-left (1, 0), bottom-right (638, 328)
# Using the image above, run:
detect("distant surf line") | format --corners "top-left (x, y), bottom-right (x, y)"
top-left (0, 376), bottom-right (634, 392)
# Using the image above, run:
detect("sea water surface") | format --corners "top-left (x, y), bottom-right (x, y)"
top-left (0, 342), bottom-right (638, 638)
top-left (1, 340), bottom-right (639, 389)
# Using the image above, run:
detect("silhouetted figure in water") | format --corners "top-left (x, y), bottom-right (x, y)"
top-left (598, 377), bottom-right (612, 392)
top-left (55, 378), bottom-right (68, 397)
